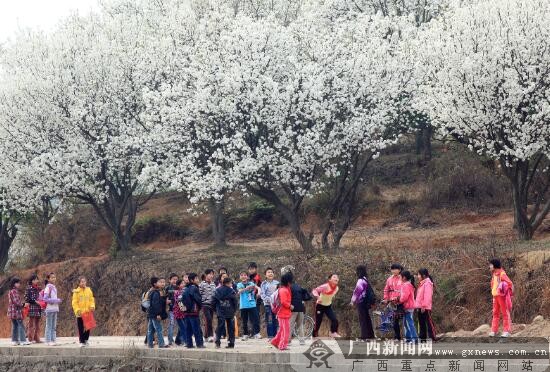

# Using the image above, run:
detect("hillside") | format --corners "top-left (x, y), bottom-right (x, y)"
top-left (0, 146), bottom-right (549, 339)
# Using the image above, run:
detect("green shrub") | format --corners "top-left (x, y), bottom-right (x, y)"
top-left (226, 199), bottom-right (285, 232)
top-left (132, 216), bottom-right (191, 244)
top-left (422, 150), bottom-right (510, 209)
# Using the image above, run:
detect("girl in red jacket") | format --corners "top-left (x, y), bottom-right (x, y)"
top-left (270, 272), bottom-right (293, 351)
top-left (415, 269), bottom-right (437, 342)
top-left (398, 271), bottom-right (418, 343)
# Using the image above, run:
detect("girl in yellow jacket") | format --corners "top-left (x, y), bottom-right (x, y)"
top-left (72, 277), bottom-right (95, 347)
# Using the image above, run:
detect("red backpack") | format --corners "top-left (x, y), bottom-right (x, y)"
top-left (37, 289), bottom-right (47, 310)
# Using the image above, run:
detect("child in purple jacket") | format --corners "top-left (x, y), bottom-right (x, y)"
top-left (350, 265), bottom-right (375, 340)
top-left (43, 273), bottom-right (62, 346)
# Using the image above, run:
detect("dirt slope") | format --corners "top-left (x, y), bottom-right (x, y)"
top-left (0, 204), bottom-right (549, 339)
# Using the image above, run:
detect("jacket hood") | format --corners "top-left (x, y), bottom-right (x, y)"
top-left (216, 286), bottom-right (235, 299)
top-left (420, 278), bottom-right (433, 287)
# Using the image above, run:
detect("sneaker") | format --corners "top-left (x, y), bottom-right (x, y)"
top-left (48, 342), bottom-right (58, 346)
top-left (22, 341), bottom-right (31, 346)
top-left (488, 332), bottom-right (496, 337)
top-left (329, 332), bottom-right (342, 338)
top-left (253, 333), bottom-right (262, 340)
top-left (11, 342), bottom-right (19, 346)
top-left (501, 332), bottom-right (510, 338)
top-left (241, 335), bottom-right (249, 341)
top-left (79, 343), bottom-right (86, 348)
top-left (207, 337), bottom-right (214, 343)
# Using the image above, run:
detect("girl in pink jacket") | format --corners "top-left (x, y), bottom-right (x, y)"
top-left (382, 263), bottom-right (403, 340)
top-left (398, 271), bottom-right (418, 343)
top-left (415, 268), bottom-right (437, 341)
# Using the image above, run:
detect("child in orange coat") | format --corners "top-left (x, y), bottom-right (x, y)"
top-left (489, 259), bottom-right (513, 337)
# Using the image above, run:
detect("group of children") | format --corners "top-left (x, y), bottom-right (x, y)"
top-left (142, 263), bottom-right (313, 350)
top-left (7, 258), bottom-right (512, 349)
top-left (141, 262), bottom-right (344, 351)
top-left (7, 273), bottom-right (96, 347)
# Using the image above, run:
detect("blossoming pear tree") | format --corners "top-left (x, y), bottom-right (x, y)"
top-left (417, 0), bottom-right (550, 240)
top-left (147, 1), bottom-right (414, 252)
top-left (0, 5), bottom-right (166, 255)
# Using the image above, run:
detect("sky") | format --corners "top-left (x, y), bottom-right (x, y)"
top-left (0, 0), bottom-right (100, 42)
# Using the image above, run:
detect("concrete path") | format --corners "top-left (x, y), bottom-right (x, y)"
top-left (0, 337), bottom-right (548, 372)
top-left (0, 335), bottom-right (311, 352)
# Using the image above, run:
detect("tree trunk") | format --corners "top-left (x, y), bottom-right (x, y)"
top-left (422, 124), bottom-right (433, 161)
top-left (0, 213), bottom-right (18, 273)
top-left (83, 181), bottom-right (146, 256)
top-left (502, 157), bottom-right (550, 241)
top-left (415, 123), bottom-right (433, 161)
top-left (209, 197), bottom-right (227, 248)
top-left (320, 152), bottom-right (372, 252)
top-left (0, 238), bottom-right (10, 273)
top-left (249, 186), bottom-right (314, 253)
top-left (286, 211), bottom-right (314, 253)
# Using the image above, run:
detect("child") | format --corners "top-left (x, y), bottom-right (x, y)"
top-left (43, 272), bottom-right (62, 346)
top-left (165, 273), bottom-right (179, 346)
top-left (215, 267), bottom-right (228, 286)
top-left (212, 277), bottom-right (238, 349)
top-left (147, 277), bottom-right (169, 348)
top-left (260, 267), bottom-right (279, 339)
top-left (383, 263), bottom-right (403, 340)
top-left (217, 273), bottom-right (228, 288)
top-left (25, 274), bottom-right (42, 343)
top-left (351, 265), bottom-right (375, 340)
top-left (312, 274), bottom-right (341, 338)
top-left (415, 269), bottom-right (437, 342)
top-left (248, 262), bottom-right (262, 334)
top-left (398, 271), bottom-right (418, 343)
top-left (271, 271), bottom-right (293, 351)
top-left (288, 274), bottom-right (311, 345)
top-left (71, 276), bottom-right (96, 347)
top-left (199, 269), bottom-right (216, 343)
top-left (237, 271), bottom-right (260, 340)
top-left (182, 273), bottom-right (205, 348)
top-left (173, 279), bottom-right (187, 346)
top-left (489, 259), bottom-right (513, 337)
top-left (8, 278), bottom-right (29, 346)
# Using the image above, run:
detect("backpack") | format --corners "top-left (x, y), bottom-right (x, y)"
top-left (270, 289), bottom-right (281, 314)
top-left (177, 292), bottom-right (187, 312)
top-left (141, 290), bottom-right (151, 312)
top-left (37, 289), bottom-right (47, 310)
top-left (362, 278), bottom-right (377, 306)
top-left (219, 298), bottom-right (233, 315)
top-left (496, 272), bottom-right (514, 297)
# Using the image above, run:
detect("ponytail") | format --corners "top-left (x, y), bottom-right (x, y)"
top-left (401, 270), bottom-right (415, 288)
top-left (418, 268), bottom-right (434, 286)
